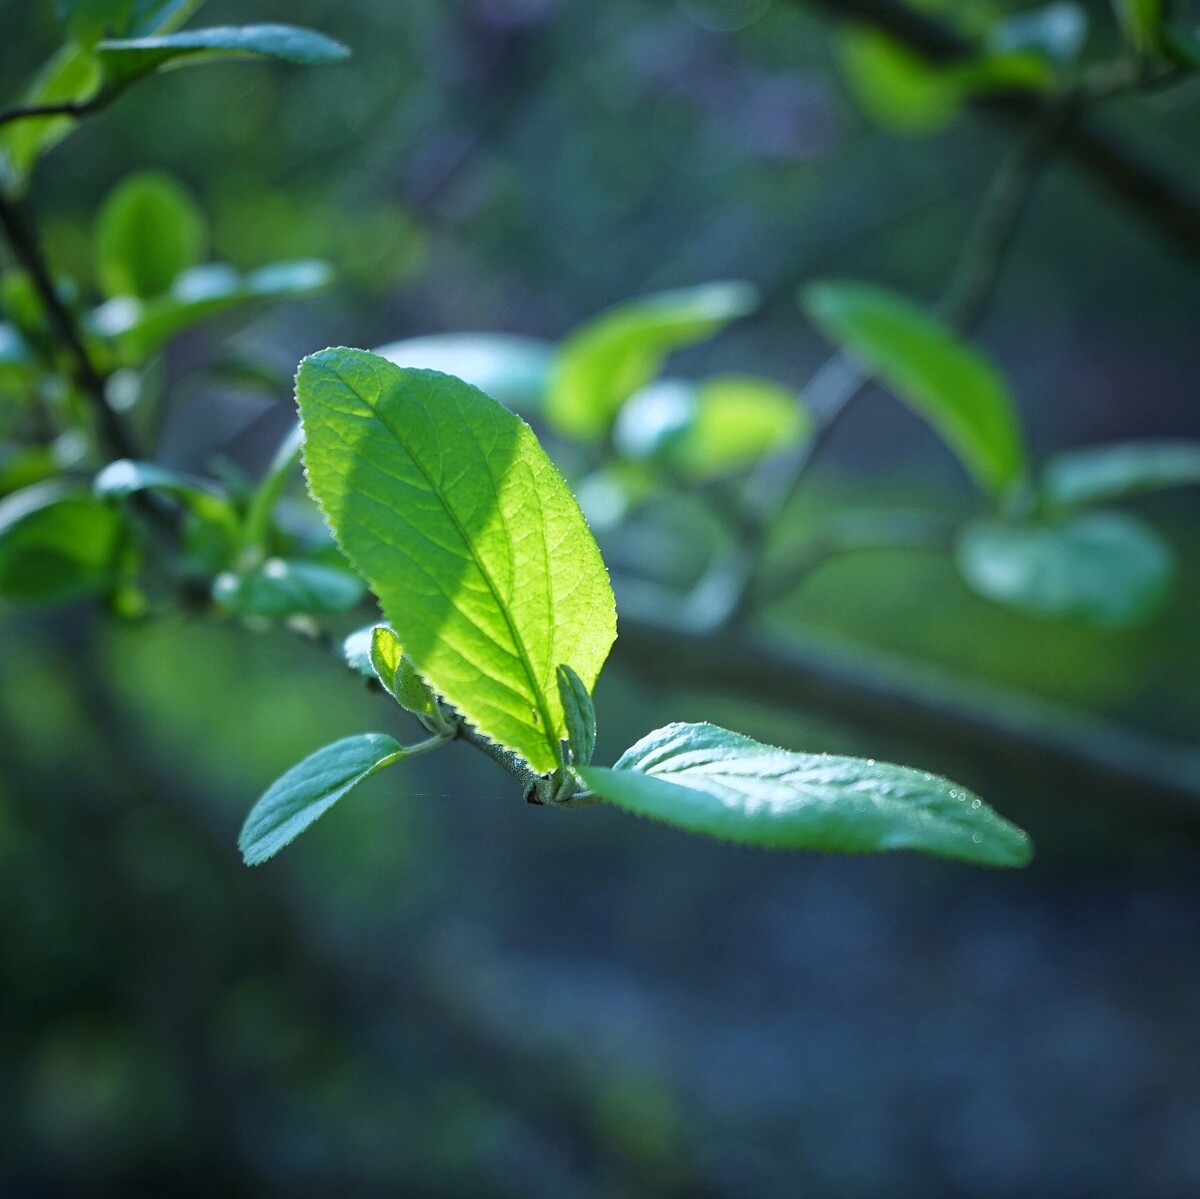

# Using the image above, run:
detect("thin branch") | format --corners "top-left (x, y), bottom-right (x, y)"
top-left (0, 187), bottom-right (136, 459)
top-left (0, 91), bottom-right (114, 128)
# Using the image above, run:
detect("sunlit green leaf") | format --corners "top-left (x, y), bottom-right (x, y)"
top-left (95, 171), bottom-right (206, 298)
top-left (297, 349), bottom-right (616, 774)
top-left (213, 557), bottom-right (364, 618)
top-left (1043, 440), bottom-right (1200, 509)
top-left (97, 23), bottom-right (350, 85)
top-left (580, 722), bottom-right (1031, 867)
top-left (956, 510), bottom-right (1172, 627)
top-left (375, 333), bottom-right (553, 415)
top-left (547, 282), bottom-right (757, 439)
top-left (0, 481), bottom-right (121, 603)
top-left (239, 733), bottom-right (405, 865)
top-left (803, 280), bottom-right (1026, 496)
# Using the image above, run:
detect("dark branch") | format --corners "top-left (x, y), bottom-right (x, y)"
top-left (0, 93), bottom-right (112, 128)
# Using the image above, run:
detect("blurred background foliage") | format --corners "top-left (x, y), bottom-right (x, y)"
top-left (2, 0), bottom-right (1200, 1194)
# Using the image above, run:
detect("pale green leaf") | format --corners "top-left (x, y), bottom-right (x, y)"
top-left (97, 24), bottom-right (350, 85)
top-left (580, 722), bottom-right (1031, 867)
top-left (956, 511), bottom-right (1172, 627)
top-left (213, 557), bottom-right (364, 618)
top-left (557, 663), bottom-right (596, 766)
top-left (0, 481), bottom-right (121, 603)
top-left (96, 171), bottom-right (206, 298)
top-left (239, 733), bottom-right (404, 865)
top-left (297, 349), bottom-right (616, 774)
top-left (375, 333), bottom-right (553, 415)
top-left (547, 282), bottom-right (757, 439)
top-left (89, 260), bottom-right (332, 364)
top-left (803, 280), bottom-right (1026, 496)
top-left (1043, 440), bottom-right (1200, 509)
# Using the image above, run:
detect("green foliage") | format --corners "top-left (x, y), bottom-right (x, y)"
top-left (556, 663), bottom-right (596, 767)
top-left (296, 349), bottom-right (617, 775)
top-left (1043, 440), bottom-right (1200, 509)
top-left (802, 281), bottom-right (1026, 497)
top-left (238, 732), bottom-right (406, 865)
top-left (93, 458), bottom-right (238, 543)
top-left (95, 171), bottom-right (205, 298)
top-left (956, 511), bottom-right (1172, 627)
top-left (547, 281), bottom-right (758, 439)
top-left (580, 722), bottom-right (1031, 867)
top-left (213, 558), bottom-right (364, 618)
top-left (1112, 0), bottom-right (1162, 51)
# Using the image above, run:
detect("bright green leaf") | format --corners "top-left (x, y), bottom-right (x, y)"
top-left (956, 510), bottom-right (1172, 627)
top-left (95, 171), bottom-right (206, 298)
top-left (213, 557), bottom-right (364, 618)
top-left (239, 732), bottom-right (404, 865)
top-left (0, 481), bottom-right (121, 603)
top-left (557, 663), bottom-right (596, 766)
top-left (97, 24), bottom-right (351, 85)
top-left (375, 333), bottom-right (553, 415)
top-left (1043, 440), bottom-right (1200, 509)
top-left (89, 260), bottom-right (332, 364)
top-left (547, 282), bottom-right (758, 439)
top-left (580, 722), bottom-right (1032, 867)
top-left (297, 349), bottom-right (617, 774)
top-left (616, 374), bottom-right (809, 478)
top-left (802, 280), bottom-right (1026, 496)
top-left (1112, 0), bottom-right (1161, 51)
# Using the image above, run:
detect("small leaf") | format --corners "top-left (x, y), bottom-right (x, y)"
top-left (97, 23), bottom-right (350, 85)
top-left (0, 481), bottom-right (121, 604)
top-left (213, 557), bottom-right (364, 618)
top-left (956, 511), bottom-right (1172, 627)
top-left (375, 333), bottom-right (553, 415)
top-left (90, 259), bottom-right (332, 364)
top-left (1043, 440), bottom-right (1200, 509)
top-left (239, 733), bottom-right (404, 865)
top-left (297, 349), bottom-right (616, 774)
top-left (615, 375), bottom-right (809, 478)
top-left (802, 280), bottom-right (1026, 496)
top-left (579, 722), bottom-right (1031, 867)
top-left (1112, 0), bottom-right (1161, 51)
top-left (96, 171), bottom-right (206, 298)
top-left (557, 664), bottom-right (596, 766)
top-left (547, 282), bottom-right (757, 439)
top-left (94, 458), bottom-right (238, 541)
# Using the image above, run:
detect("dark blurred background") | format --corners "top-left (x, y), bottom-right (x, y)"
top-left (2, 0), bottom-right (1200, 1195)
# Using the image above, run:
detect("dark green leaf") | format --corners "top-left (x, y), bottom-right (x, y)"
top-left (580, 722), bottom-right (1031, 867)
top-left (95, 171), bottom-right (206, 298)
top-left (55, 0), bottom-right (136, 46)
top-left (1043, 440), bottom-right (1200, 509)
top-left (213, 557), bottom-right (365, 618)
top-left (547, 282), bottom-right (757, 439)
top-left (239, 733), bottom-right (404, 865)
top-left (375, 333), bottom-right (553, 415)
top-left (97, 24), bottom-right (350, 85)
top-left (557, 663), bottom-right (596, 766)
top-left (802, 280), bottom-right (1026, 496)
top-left (298, 349), bottom-right (616, 774)
top-left (0, 481), bottom-right (121, 603)
top-left (93, 458), bottom-right (239, 541)
top-left (956, 511), bottom-right (1172, 627)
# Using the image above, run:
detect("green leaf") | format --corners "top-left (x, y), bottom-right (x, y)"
top-left (0, 323), bottom-right (39, 394)
top-left (956, 511), bottom-right (1172, 627)
top-left (802, 280), bottom-right (1026, 496)
top-left (557, 663), bottom-right (596, 766)
top-left (97, 24), bottom-right (351, 85)
top-left (90, 260), bottom-right (332, 364)
top-left (580, 722), bottom-right (1031, 867)
top-left (94, 458), bottom-right (238, 541)
top-left (1043, 440), bottom-right (1200, 509)
top-left (0, 481), bottom-right (121, 603)
top-left (0, 48), bottom-right (103, 189)
top-left (547, 282), bottom-right (758, 439)
top-left (1162, 27), bottom-right (1200, 69)
top-left (375, 333), bottom-right (553, 415)
top-left (239, 733), bottom-right (404, 865)
top-left (55, 0), bottom-right (136, 46)
top-left (1112, 0), bottom-right (1161, 51)
top-left (213, 557), bottom-right (365, 618)
top-left (297, 349), bottom-right (617, 774)
top-left (839, 26), bottom-right (964, 134)
top-left (614, 374), bottom-right (810, 478)
top-left (95, 171), bottom-right (206, 299)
